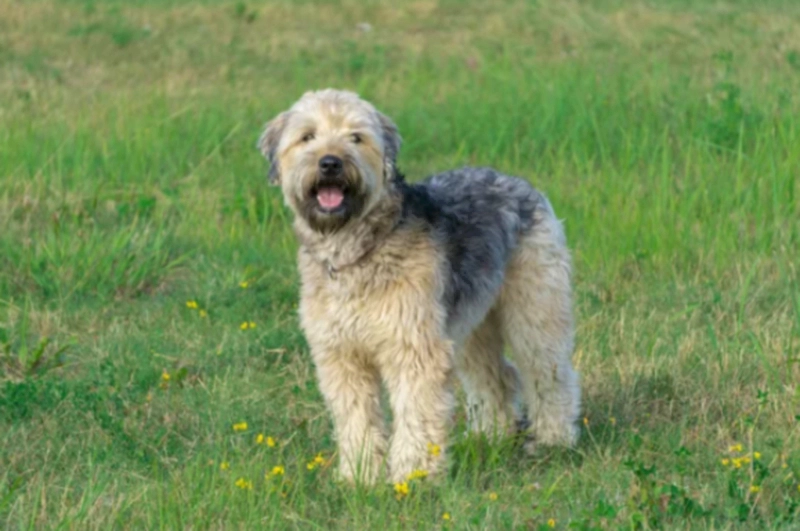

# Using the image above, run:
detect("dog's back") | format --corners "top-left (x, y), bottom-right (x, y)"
top-left (397, 167), bottom-right (546, 336)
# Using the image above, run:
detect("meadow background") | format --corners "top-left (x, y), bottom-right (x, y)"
top-left (1, 0), bottom-right (799, 528)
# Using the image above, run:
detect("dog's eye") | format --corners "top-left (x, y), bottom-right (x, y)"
top-left (301, 132), bottom-right (315, 143)
top-left (350, 133), bottom-right (362, 144)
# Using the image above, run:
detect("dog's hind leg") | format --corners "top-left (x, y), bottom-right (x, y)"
top-left (456, 310), bottom-right (526, 438)
top-left (497, 204), bottom-right (580, 451)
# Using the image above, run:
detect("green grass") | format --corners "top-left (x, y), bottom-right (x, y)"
top-left (1, 0), bottom-right (799, 528)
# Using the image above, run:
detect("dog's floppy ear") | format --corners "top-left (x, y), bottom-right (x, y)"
top-left (257, 111), bottom-right (290, 185)
top-left (376, 111), bottom-right (402, 181)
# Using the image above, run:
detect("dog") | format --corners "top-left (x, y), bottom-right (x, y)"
top-left (258, 89), bottom-right (580, 484)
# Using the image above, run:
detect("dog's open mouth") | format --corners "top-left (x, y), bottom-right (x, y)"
top-left (302, 174), bottom-right (365, 232)
top-left (312, 175), bottom-right (350, 213)
top-left (316, 186), bottom-right (345, 211)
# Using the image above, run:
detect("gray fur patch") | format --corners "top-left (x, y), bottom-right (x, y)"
top-left (396, 167), bottom-right (543, 332)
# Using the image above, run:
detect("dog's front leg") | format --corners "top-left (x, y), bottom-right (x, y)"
top-left (314, 350), bottom-right (387, 485)
top-left (383, 338), bottom-right (454, 484)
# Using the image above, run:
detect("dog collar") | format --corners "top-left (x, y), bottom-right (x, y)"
top-left (324, 260), bottom-right (338, 279)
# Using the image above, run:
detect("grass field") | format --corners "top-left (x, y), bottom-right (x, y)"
top-left (1, 0), bottom-right (799, 528)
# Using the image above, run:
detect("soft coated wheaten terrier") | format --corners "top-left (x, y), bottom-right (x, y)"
top-left (258, 89), bottom-right (580, 484)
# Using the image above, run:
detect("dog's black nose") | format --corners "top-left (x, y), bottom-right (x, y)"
top-left (319, 155), bottom-right (343, 176)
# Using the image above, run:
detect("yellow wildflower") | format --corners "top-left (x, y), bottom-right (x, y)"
top-left (427, 442), bottom-right (441, 457)
top-left (583, 417), bottom-right (589, 426)
top-left (271, 465), bottom-right (285, 476)
top-left (256, 433), bottom-right (264, 444)
top-left (240, 321), bottom-right (257, 330)
top-left (186, 300), bottom-right (198, 309)
top-left (394, 481), bottom-right (409, 499)
top-left (232, 422), bottom-right (248, 432)
top-left (239, 280), bottom-right (249, 289)
top-left (266, 436), bottom-right (276, 448)
top-left (721, 458), bottom-right (730, 466)
top-left (161, 371), bottom-right (170, 381)
top-left (489, 492), bottom-right (498, 501)
top-left (609, 417), bottom-right (616, 426)
top-left (407, 469), bottom-right (428, 481)
top-left (742, 456), bottom-right (751, 464)
top-left (749, 485), bottom-right (761, 493)
top-left (729, 443), bottom-right (743, 453)
top-left (754, 452), bottom-right (762, 460)
top-left (220, 461), bottom-right (230, 471)
top-left (732, 458), bottom-right (743, 469)
top-left (199, 309), bottom-right (208, 318)
top-left (442, 512), bottom-right (451, 521)
top-left (307, 453), bottom-right (327, 471)
top-left (547, 519), bottom-right (556, 528)
top-left (235, 477), bottom-right (253, 490)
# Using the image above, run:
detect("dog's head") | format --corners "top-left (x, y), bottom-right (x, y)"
top-left (258, 89), bottom-right (401, 233)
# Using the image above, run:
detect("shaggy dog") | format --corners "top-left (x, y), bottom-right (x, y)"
top-left (258, 89), bottom-right (580, 484)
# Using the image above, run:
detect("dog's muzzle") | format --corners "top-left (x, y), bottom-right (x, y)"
top-left (300, 154), bottom-right (366, 233)
top-left (314, 155), bottom-right (346, 212)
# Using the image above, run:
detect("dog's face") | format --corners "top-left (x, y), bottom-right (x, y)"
top-left (258, 89), bottom-right (401, 233)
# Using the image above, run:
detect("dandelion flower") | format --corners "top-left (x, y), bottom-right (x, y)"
top-left (239, 281), bottom-right (249, 289)
top-left (754, 452), bottom-right (762, 460)
top-left (547, 519), bottom-right (556, 528)
top-left (186, 300), bottom-right (198, 309)
top-left (442, 512), bottom-right (451, 521)
top-left (220, 461), bottom-right (230, 471)
top-left (235, 477), bottom-right (253, 490)
top-left (406, 469), bottom-right (428, 481)
top-left (271, 465), bottom-right (285, 476)
top-left (721, 458), bottom-right (730, 466)
top-left (488, 492), bottom-right (498, 501)
top-left (729, 443), bottom-right (743, 453)
top-left (240, 321), bottom-right (257, 330)
top-left (583, 417), bottom-right (589, 426)
top-left (161, 371), bottom-right (170, 381)
top-left (199, 309), bottom-right (208, 318)
top-left (233, 422), bottom-right (248, 432)
top-left (307, 453), bottom-right (326, 471)
top-left (266, 436), bottom-right (276, 448)
top-left (394, 481), bottom-right (409, 499)
top-left (749, 485), bottom-right (761, 493)
top-left (256, 433), bottom-right (265, 444)
top-left (427, 442), bottom-right (441, 457)
top-left (732, 458), bottom-right (743, 469)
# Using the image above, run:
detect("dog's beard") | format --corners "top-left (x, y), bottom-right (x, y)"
top-left (297, 169), bottom-right (368, 234)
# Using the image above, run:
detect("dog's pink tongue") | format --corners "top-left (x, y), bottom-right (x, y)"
top-left (317, 187), bottom-right (344, 209)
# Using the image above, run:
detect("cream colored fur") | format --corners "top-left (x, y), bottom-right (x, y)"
top-left (259, 89), bottom-right (580, 485)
